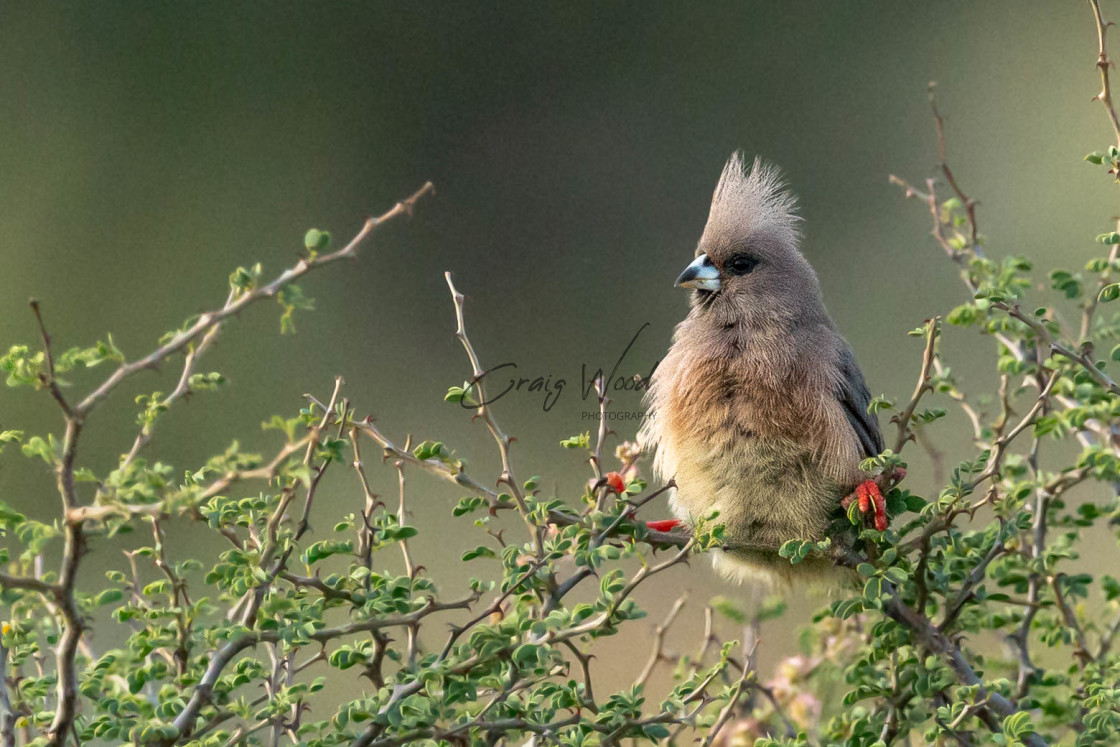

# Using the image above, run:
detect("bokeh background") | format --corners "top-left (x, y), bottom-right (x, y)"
top-left (2, 0), bottom-right (1118, 713)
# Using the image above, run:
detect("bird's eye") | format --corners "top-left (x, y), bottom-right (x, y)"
top-left (725, 254), bottom-right (758, 276)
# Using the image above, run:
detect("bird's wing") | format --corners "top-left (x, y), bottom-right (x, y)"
top-left (835, 344), bottom-right (884, 460)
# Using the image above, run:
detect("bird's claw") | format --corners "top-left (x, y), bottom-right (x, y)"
top-left (844, 480), bottom-right (888, 531)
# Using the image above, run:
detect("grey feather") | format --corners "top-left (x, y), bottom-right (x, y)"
top-left (836, 344), bottom-right (883, 460)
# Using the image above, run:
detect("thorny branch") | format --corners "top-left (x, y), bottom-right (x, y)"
top-left (1090, 0), bottom-right (1120, 149)
top-left (892, 317), bottom-right (940, 454)
top-left (867, 6), bottom-right (1120, 741)
top-left (2, 184), bottom-right (434, 746)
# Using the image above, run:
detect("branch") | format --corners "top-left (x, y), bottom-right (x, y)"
top-left (881, 590), bottom-right (1046, 747)
top-left (966, 369), bottom-right (1060, 498)
top-left (48, 420), bottom-right (85, 746)
top-left (994, 300), bottom-right (1120, 396)
top-left (634, 593), bottom-right (688, 688)
top-left (29, 300), bottom-right (72, 417)
top-left (1089, 0), bottom-right (1120, 148)
top-left (294, 376), bottom-right (346, 540)
top-left (118, 289), bottom-right (234, 471)
top-left (165, 594), bottom-right (474, 744)
top-left (74, 182), bottom-right (433, 420)
top-left (824, 547), bottom-right (1045, 745)
top-left (938, 528), bottom-right (1007, 632)
top-left (0, 639), bottom-right (14, 747)
top-left (444, 272), bottom-right (542, 557)
top-left (893, 317), bottom-right (940, 453)
top-left (355, 418), bottom-right (499, 502)
top-left (66, 435), bottom-right (311, 525)
top-left (699, 644), bottom-right (754, 747)
top-left (0, 571), bottom-right (56, 596)
top-left (930, 84), bottom-right (980, 250)
top-left (42, 183), bottom-right (432, 746)
top-left (1049, 573), bottom-right (1093, 668)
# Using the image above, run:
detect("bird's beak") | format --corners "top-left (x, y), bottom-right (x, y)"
top-left (675, 253), bottom-right (721, 291)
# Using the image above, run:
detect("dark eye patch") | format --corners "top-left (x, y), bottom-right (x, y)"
top-left (725, 253), bottom-right (759, 276)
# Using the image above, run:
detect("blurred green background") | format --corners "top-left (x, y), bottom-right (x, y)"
top-left (2, 1), bottom-right (1118, 703)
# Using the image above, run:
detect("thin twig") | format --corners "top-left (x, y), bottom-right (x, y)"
top-left (29, 300), bottom-right (72, 417)
top-left (634, 594), bottom-right (688, 688)
top-left (893, 318), bottom-right (940, 453)
top-left (444, 272), bottom-right (542, 556)
top-left (1089, 0), bottom-right (1120, 148)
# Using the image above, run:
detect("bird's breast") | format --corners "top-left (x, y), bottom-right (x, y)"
top-left (643, 346), bottom-right (844, 546)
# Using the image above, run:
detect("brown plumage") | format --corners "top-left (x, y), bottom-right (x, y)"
top-left (639, 153), bottom-right (883, 586)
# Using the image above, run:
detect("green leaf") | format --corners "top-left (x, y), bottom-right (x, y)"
top-left (383, 525), bottom-right (419, 542)
top-left (301, 540), bottom-right (353, 566)
top-left (20, 435), bottom-right (59, 465)
top-left (560, 431), bottom-right (591, 449)
top-left (904, 494), bottom-right (928, 512)
top-left (884, 566), bottom-right (908, 584)
top-left (229, 263), bottom-right (262, 292)
top-left (413, 440), bottom-right (445, 461)
top-left (710, 595), bottom-right (747, 623)
top-left (277, 284), bottom-right (315, 334)
top-left (885, 489), bottom-right (907, 516)
top-left (1099, 283), bottom-right (1120, 303)
top-left (93, 589), bottom-right (124, 607)
top-left (452, 496), bottom-right (485, 517)
top-left (0, 345), bottom-right (46, 387)
top-left (868, 395), bottom-right (895, 414)
top-left (188, 371), bottom-right (225, 391)
top-left (831, 597), bottom-right (865, 620)
top-left (847, 498), bottom-right (863, 525)
top-left (0, 430), bottom-right (23, 457)
top-left (1002, 711), bottom-right (1034, 738)
top-left (304, 228), bottom-right (332, 252)
top-left (461, 545), bottom-right (496, 562)
top-left (756, 594), bottom-right (787, 622)
top-left (778, 539), bottom-right (814, 565)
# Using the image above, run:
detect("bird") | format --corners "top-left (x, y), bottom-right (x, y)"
top-left (638, 152), bottom-right (885, 586)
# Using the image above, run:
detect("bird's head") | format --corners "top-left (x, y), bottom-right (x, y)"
top-left (676, 152), bottom-right (825, 330)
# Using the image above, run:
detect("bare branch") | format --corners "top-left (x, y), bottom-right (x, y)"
top-left (1089, 0), bottom-right (1120, 148)
top-left (893, 317), bottom-right (940, 453)
top-left (0, 571), bottom-right (57, 596)
top-left (634, 593), bottom-right (688, 688)
top-left (29, 300), bottom-right (72, 417)
top-left (444, 272), bottom-right (542, 555)
top-left (930, 84), bottom-right (980, 250)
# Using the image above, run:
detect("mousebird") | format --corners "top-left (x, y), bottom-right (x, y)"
top-left (638, 153), bottom-right (885, 586)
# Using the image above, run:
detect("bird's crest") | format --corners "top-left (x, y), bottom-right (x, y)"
top-left (705, 152), bottom-right (801, 247)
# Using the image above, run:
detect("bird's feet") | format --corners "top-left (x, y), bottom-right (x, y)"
top-left (645, 518), bottom-right (682, 532)
top-left (843, 480), bottom-right (888, 531)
